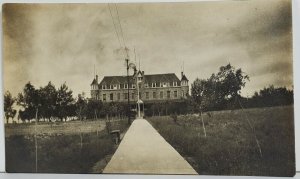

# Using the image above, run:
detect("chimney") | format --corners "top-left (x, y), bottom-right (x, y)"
top-left (181, 72), bottom-right (183, 79)
top-left (96, 75), bottom-right (98, 83)
top-left (142, 71), bottom-right (144, 76)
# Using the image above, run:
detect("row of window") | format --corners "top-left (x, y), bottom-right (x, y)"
top-left (100, 81), bottom-right (180, 90)
top-left (102, 90), bottom-right (183, 101)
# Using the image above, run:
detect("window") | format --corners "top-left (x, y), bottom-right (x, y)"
top-left (146, 92), bottom-right (149, 99)
top-left (102, 85), bottom-right (106, 89)
top-left (110, 93), bottom-right (113, 101)
top-left (132, 84), bottom-right (136, 89)
top-left (173, 82), bottom-right (177, 87)
top-left (156, 82), bottom-right (160, 87)
top-left (139, 92), bottom-right (141, 99)
top-left (124, 84), bottom-right (128, 89)
top-left (174, 91), bottom-right (177, 98)
top-left (113, 84), bottom-right (117, 89)
top-left (160, 91), bottom-right (163, 99)
top-left (132, 93), bottom-right (135, 100)
top-left (167, 91), bottom-right (171, 98)
top-left (160, 83), bottom-right (163, 87)
top-left (152, 83), bottom-right (156, 88)
top-left (182, 90), bottom-right (185, 97)
top-left (103, 94), bottom-right (106, 101)
top-left (153, 92), bottom-right (156, 99)
top-left (145, 83), bottom-right (148, 88)
top-left (117, 93), bottom-right (120, 100)
top-left (124, 93), bottom-right (128, 100)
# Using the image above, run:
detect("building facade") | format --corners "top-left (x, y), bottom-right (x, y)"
top-left (90, 70), bottom-right (189, 103)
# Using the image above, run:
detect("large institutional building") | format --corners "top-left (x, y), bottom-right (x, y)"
top-left (90, 70), bottom-right (189, 103)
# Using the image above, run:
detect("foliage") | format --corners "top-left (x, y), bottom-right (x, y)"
top-left (75, 93), bottom-right (88, 121)
top-left (17, 82), bottom-right (40, 121)
top-left (39, 82), bottom-right (57, 120)
top-left (191, 63), bottom-right (249, 111)
top-left (85, 100), bottom-right (103, 120)
top-left (243, 85), bottom-right (293, 108)
top-left (17, 82), bottom-right (76, 122)
top-left (56, 83), bottom-right (75, 121)
top-left (4, 91), bottom-right (17, 123)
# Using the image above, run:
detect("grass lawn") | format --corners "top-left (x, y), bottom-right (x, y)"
top-left (5, 119), bottom-right (129, 173)
top-left (147, 105), bottom-right (295, 176)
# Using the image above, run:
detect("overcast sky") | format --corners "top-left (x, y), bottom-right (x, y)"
top-left (3, 0), bottom-right (292, 98)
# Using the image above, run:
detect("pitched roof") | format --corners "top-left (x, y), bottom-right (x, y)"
top-left (99, 76), bottom-right (135, 86)
top-left (91, 78), bottom-right (98, 85)
top-left (99, 73), bottom-right (181, 85)
top-left (144, 73), bottom-right (180, 84)
top-left (181, 74), bottom-right (189, 81)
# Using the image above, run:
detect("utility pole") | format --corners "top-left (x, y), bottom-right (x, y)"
top-left (126, 58), bottom-right (131, 125)
top-left (35, 107), bottom-right (38, 173)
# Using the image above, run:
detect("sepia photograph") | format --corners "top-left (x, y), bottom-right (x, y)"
top-left (2, 0), bottom-right (295, 176)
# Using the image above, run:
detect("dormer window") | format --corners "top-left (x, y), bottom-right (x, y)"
top-left (113, 84), bottom-right (117, 90)
top-left (137, 73), bottom-right (143, 83)
top-left (132, 84), bottom-right (136, 89)
top-left (102, 85), bottom-right (106, 90)
top-left (124, 84), bottom-right (128, 89)
top-left (145, 83), bottom-right (148, 88)
top-left (173, 82), bottom-right (177, 87)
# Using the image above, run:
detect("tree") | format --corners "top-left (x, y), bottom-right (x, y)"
top-left (17, 82), bottom-right (40, 121)
top-left (215, 64), bottom-right (249, 99)
top-left (39, 82), bottom-right (57, 121)
top-left (86, 99), bottom-right (103, 120)
top-left (248, 85), bottom-right (293, 107)
top-left (4, 91), bottom-right (17, 123)
top-left (56, 83), bottom-right (75, 121)
top-left (75, 93), bottom-right (87, 121)
top-left (191, 64), bottom-right (249, 111)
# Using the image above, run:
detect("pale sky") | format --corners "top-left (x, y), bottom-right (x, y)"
top-left (3, 0), bottom-right (293, 98)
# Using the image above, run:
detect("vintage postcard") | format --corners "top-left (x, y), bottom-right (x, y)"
top-left (3, 0), bottom-right (295, 176)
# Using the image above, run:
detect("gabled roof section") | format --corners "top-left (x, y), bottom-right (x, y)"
top-left (181, 74), bottom-right (189, 81)
top-left (91, 78), bottom-right (98, 85)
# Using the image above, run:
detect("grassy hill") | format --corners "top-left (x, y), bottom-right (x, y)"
top-left (147, 105), bottom-right (295, 176)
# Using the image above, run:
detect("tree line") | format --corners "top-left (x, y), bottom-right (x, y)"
top-left (4, 82), bottom-right (129, 123)
top-left (190, 63), bottom-right (293, 113)
top-left (146, 64), bottom-right (293, 116)
top-left (4, 63), bottom-right (294, 123)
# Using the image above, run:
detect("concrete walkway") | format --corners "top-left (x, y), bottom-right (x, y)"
top-left (103, 119), bottom-right (197, 174)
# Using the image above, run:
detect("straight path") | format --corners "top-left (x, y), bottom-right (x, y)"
top-left (103, 119), bottom-right (197, 174)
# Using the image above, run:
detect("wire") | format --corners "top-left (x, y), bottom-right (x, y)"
top-left (114, 4), bottom-right (129, 58)
top-left (107, 3), bottom-right (125, 58)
